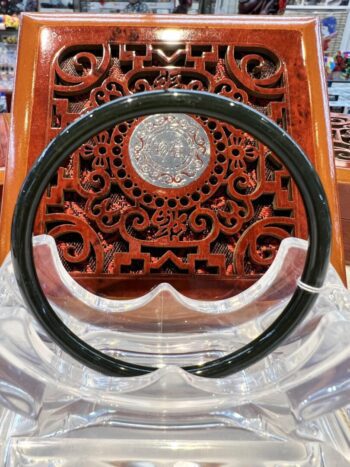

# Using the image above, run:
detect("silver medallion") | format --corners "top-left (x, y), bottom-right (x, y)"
top-left (129, 114), bottom-right (211, 188)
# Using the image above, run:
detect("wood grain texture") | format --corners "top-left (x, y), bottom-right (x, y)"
top-left (332, 113), bottom-right (350, 264)
top-left (339, 215), bottom-right (350, 265)
top-left (337, 177), bottom-right (350, 265)
top-left (0, 113), bottom-right (10, 169)
top-left (0, 14), bottom-right (345, 297)
top-left (333, 112), bottom-right (350, 185)
top-left (0, 113), bottom-right (10, 212)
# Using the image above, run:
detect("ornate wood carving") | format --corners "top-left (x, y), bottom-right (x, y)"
top-left (34, 39), bottom-right (302, 298)
top-left (332, 112), bottom-right (350, 162)
top-left (0, 15), bottom-right (345, 296)
top-left (332, 112), bottom-right (350, 265)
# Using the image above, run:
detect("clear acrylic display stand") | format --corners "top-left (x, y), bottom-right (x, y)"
top-left (0, 234), bottom-right (350, 465)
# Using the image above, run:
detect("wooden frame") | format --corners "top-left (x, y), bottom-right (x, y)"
top-left (0, 13), bottom-right (345, 290)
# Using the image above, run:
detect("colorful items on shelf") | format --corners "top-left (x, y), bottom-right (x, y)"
top-left (0, 34), bottom-right (17, 43)
top-left (0, 14), bottom-right (19, 29)
top-left (321, 16), bottom-right (337, 52)
top-left (1, 14), bottom-right (344, 298)
top-left (325, 51), bottom-right (350, 80)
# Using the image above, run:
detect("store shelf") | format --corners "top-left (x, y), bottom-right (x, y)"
top-left (0, 29), bottom-right (17, 35)
top-left (79, 1), bottom-right (174, 11)
top-left (287, 4), bottom-right (349, 9)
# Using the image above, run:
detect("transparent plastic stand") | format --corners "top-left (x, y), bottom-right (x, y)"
top-left (0, 235), bottom-right (350, 465)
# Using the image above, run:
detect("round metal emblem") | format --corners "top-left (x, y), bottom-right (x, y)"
top-left (129, 113), bottom-right (211, 188)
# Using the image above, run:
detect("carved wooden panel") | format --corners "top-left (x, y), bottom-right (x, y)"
top-left (0, 15), bottom-right (345, 297)
top-left (333, 112), bottom-right (350, 265)
top-left (37, 41), bottom-right (298, 297)
top-left (332, 112), bottom-right (350, 164)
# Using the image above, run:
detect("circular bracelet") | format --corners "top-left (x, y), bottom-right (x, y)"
top-left (11, 90), bottom-right (331, 378)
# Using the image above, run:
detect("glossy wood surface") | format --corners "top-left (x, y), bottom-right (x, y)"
top-left (333, 112), bottom-right (350, 183)
top-left (0, 14), bottom-right (345, 296)
top-left (0, 113), bottom-right (10, 211)
top-left (338, 183), bottom-right (350, 264)
top-left (332, 112), bottom-right (350, 264)
top-left (0, 113), bottom-right (10, 186)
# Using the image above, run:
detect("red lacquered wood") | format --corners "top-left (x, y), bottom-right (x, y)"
top-left (333, 112), bottom-right (350, 179)
top-left (332, 113), bottom-right (350, 264)
top-left (0, 113), bottom-right (10, 202)
top-left (0, 113), bottom-right (10, 168)
top-left (0, 14), bottom-right (345, 298)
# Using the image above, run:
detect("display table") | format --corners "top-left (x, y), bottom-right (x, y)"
top-left (0, 234), bottom-right (349, 465)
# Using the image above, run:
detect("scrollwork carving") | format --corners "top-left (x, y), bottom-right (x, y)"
top-left (331, 112), bottom-right (350, 161)
top-left (34, 36), bottom-right (303, 296)
top-left (54, 45), bottom-right (112, 96)
top-left (225, 47), bottom-right (285, 100)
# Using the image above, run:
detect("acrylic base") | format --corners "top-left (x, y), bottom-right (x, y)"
top-left (0, 236), bottom-right (349, 465)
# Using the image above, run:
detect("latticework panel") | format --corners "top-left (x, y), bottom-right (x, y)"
top-left (33, 38), bottom-right (306, 299)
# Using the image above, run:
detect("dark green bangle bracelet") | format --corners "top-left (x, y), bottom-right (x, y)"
top-left (11, 89), bottom-right (331, 378)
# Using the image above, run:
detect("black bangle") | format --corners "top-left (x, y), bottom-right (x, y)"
top-left (11, 90), bottom-right (331, 378)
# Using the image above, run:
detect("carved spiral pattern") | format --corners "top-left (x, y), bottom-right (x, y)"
top-left (331, 112), bottom-right (350, 161)
top-left (35, 40), bottom-right (304, 295)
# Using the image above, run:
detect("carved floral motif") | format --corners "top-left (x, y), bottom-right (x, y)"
top-left (331, 112), bottom-right (350, 161)
top-left (35, 40), bottom-right (302, 289)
